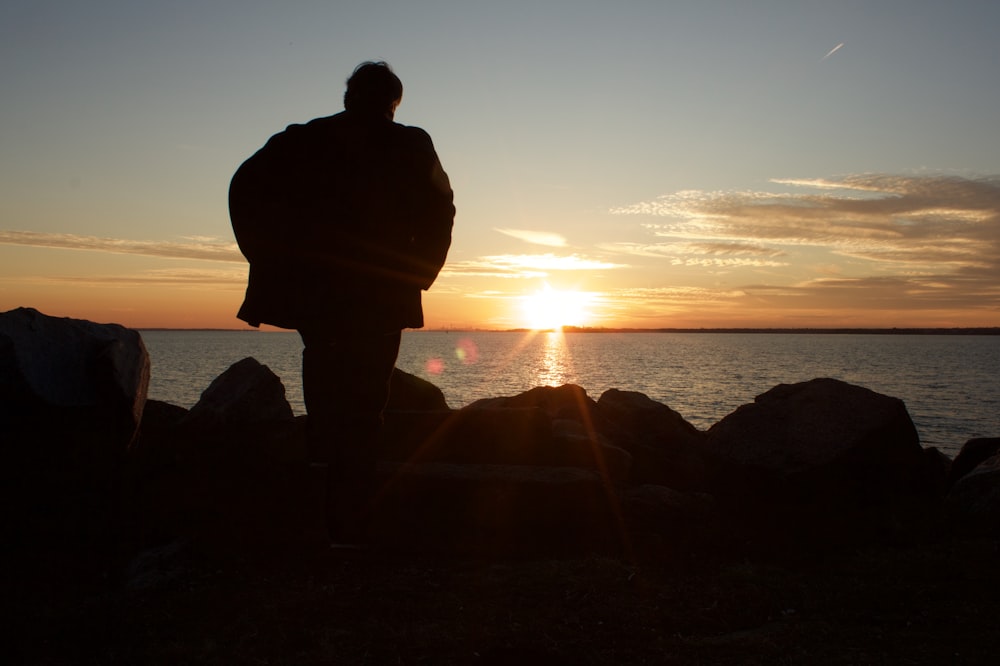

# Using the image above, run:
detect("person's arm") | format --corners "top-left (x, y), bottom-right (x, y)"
top-left (406, 129), bottom-right (455, 290)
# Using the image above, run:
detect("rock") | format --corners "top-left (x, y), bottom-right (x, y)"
top-left (704, 378), bottom-right (926, 506)
top-left (124, 539), bottom-right (192, 593)
top-left (383, 407), bottom-right (550, 464)
top-left (0, 306), bottom-right (149, 453)
top-left (552, 418), bottom-right (633, 482)
top-left (148, 459), bottom-right (628, 555)
top-left (388, 367), bottom-right (449, 410)
top-left (140, 399), bottom-right (189, 431)
top-left (369, 462), bottom-right (622, 556)
top-left (946, 453), bottom-right (1000, 532)
top-left (595, 389), bottom-right (707, 489)
top-left (620, 484), bottom-right (718, 552)
top-left (949, 438), bottom-right (1000, 488)
top-left (1, 307), bottom-right (150, 550)
top-left (467, 384), bottom-right (598, 422)
top-left (182, 357), bottom-right (293, 429)
top-left (919, 446), bottom-right (953, 498)
top-left (382, 394), bottom-right (631, 481)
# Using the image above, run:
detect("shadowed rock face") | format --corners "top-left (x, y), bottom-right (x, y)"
top-left (2, 307), bottom-right (150, 550)
top-left (382, 405), bottom-right (633, 481)
top-left (387, 367), bottom-right (449, 411)
top-left (947, 439), bottom-right (1000, 530)
top-left (0, 306), bottom-right (149, 448)
top-left (182, 357), bottom-right (293, 429)
top-left (370, 462), bottom-right (624, 556)
top-left (467, 384), bottom-right (598, 422)
top-left (948, 437), bottom-right (1000, 488)
top-left (948, 453), bottom-right (1000, 521)
top-left (705, 377), bottom-right (926, 503)
top-left (595, 389), bottom-right (707, 490)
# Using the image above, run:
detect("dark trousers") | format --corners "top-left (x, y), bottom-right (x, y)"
top-left (299, 328), bottom-right (401, 540)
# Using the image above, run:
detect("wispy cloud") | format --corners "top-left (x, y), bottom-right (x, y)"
top-left (494, 228), bottom-right (568, 247)
top-left (599, 240), bottom-right (788, 267)
top-left (10, 267), bottom-right (248, 288)
top-left (611, 174), bottom-right (1000, 319)
top-left (442, 253), bottom-right (623, 279)
top-left (612, 174), bottom-right (1000, 268)
top-left (0, 230), bottom-right (244, 262)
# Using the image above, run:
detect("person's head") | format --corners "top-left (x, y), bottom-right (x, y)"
top-left (343, 61), bottom-right (403, 119)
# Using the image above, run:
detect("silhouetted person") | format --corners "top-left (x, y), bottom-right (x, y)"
top-left (229, 61), bottom-right (454, 543)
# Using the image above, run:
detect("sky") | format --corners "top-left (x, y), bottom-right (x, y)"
top-left (2, 0), bottom-right (999, 330)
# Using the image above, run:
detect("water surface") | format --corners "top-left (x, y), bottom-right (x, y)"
top-left (142, 330), bottom-right (1000, 456)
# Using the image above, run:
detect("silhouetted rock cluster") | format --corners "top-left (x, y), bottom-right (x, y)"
top-left (4, 308), bottom-right (998, 565)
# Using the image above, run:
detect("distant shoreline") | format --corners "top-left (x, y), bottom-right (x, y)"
top-left (140, 326), bottom-right (1000, 335)
top-left (552, 326), bottom-right (1000, 335)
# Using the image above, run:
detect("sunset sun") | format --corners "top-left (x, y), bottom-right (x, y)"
top-left (521, 284), bottom-right (592, 330)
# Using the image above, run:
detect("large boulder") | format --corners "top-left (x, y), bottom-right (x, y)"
top-left (595, 389), bottom-right (707, 489)
top-left (467, 384), bottom-right (599, 422)
top-left (369, 462), bottom-right (623, 556)
top-left (620, 484), bottom-right (720, 557)
top-left (551, 418), bottom-right (633, 482)
top-left (382, 406), bottom-right (632, 481)
top-left (948, 438), bottom-right (1000, 489)
top-left (388, 368), bottom-right (449, 410)
top-left (381, 383), bottom-right (632, 481)
top-left (181, 357), bottom-right (293, 429)
top-left (704, 378), bottom-right (927, 506)
top-left (1, 307), bottom-right (149, 551)
top-left (383, 407), bottom-right (550, 464)
top-left (946, 453), bottom-right (1000, 532)
top-left (0, 306), bottom-right (149, 454)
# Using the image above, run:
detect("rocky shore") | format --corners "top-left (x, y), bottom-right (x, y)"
top-left (4, 307), bottom-right (999, 664)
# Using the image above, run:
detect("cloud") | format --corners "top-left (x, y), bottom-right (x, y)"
top-left (11, 267), bottom-right (248, 288)
top-left (612, 174), bottom-right (1000, 269)
top-left (610, 173), bottom-right (1000, 320)
top-left (742, 275), bottom-right (1000, 312)
top-left (442, 253), bottom-right (623, 279)
top-left (599, 240), bottom-right (788, 267)
top-left (0, 230), bottom-right (244, 262)
top-left (494, 228), bottom-right (568, 247)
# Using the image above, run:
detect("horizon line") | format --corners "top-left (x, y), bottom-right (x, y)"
top-left (138, 326), bottom-right (1000, 335)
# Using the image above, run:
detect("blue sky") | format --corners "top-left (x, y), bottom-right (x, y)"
top-left (2, 0), bottom-right (998, 328)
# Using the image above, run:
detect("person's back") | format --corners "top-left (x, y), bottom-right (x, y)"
top-left (229, 61), bottom-right (454, 544)
top-left (231, 95), bottom-right (452, 332)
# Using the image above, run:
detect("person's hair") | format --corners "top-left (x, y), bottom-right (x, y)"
top-left (343, 61), bottom-right (403, 115)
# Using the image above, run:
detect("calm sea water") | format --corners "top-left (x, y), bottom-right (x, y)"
top-left (141, 330), bottom-right (999, 457)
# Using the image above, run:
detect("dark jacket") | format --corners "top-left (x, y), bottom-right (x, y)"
top-left (230, 111), bottom-right (454, 332)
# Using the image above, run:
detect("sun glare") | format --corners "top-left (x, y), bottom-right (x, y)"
top-left (521, 284), bottom-right (592, 330)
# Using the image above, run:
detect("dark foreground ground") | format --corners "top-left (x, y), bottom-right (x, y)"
top-left (10, 532), bottom-right (999, 665)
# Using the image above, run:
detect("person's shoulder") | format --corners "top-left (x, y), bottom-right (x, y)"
top-left (259, 113), bottom-right (343, 150)
top-left (391, 122), bottom-right (436, 150)
top-left (393, 122), bottom-right (431, 138)
top-left (291, 113), bottom-right (345, 133)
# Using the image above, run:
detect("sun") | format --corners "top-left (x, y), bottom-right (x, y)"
top-left (520, 284), bottom-right (592, 330)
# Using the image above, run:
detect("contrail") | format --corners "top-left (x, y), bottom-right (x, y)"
top-left (822, 42), bottom-right (845, 60)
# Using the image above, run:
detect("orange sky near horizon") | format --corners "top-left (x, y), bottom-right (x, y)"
top-left (3, 239), bottom-right (997, 331)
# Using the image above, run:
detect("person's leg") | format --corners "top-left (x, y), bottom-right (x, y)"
top-left (299, 328), bottom-right (401, 542)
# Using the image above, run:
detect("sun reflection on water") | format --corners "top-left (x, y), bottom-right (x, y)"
top-left (534, 330), bottom-right (574, 388)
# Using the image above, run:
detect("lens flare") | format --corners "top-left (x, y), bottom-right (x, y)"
top-left (455, 337), bottom-right (479, 365)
